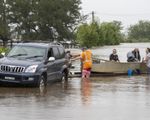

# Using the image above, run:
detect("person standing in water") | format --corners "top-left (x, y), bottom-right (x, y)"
top-left (80, 47), bottom-right (92, 79)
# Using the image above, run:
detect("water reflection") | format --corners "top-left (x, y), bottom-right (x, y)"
top-left (61, 80), bottom-right (69, 90)
top-left (0, 76), bottom-right (150, 120)
top-left (0, 82), bottom-right (69, 99)
top-left (39, 86), bottom-right (47, 96)
top-left (81, 78), bottom-right (92, 105)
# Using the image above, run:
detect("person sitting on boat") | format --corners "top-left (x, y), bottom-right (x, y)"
top-left (109, 49), bottom-right (119, 62)
top-left (127, 51), bottom-right (136, 62)
top-left (80, 47), bottom-right (92, 79)
top-left (143, 48), bottom-right (150, 74)
top-left (132, 48), bottom-right (141, 62)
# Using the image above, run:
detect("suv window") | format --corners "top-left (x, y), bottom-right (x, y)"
top-left (7, 45), bottom-right (46, 60)
top-left (47, 48), bottom-right (53, 59)
top-left (58, 47), bottom-right (65, 58)
top-left (52, 47), bottom-right (60, 59)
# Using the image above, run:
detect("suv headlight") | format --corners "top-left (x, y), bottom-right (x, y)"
top-left (25, 65), bottom-right (38, 73)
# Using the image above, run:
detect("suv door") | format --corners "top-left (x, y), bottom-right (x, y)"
top-left (46, 48), bottom-right (57, 81)
top-left (52, 46), bottom-right (66, 79)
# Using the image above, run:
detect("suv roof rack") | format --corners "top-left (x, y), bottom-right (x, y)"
top-left (21, 40), bottom-right (62, 46)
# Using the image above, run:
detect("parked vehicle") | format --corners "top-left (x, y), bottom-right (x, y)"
top-left (0, 42), bottom-right (69, 87)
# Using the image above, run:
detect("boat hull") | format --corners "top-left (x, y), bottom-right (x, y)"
top-left (92, 61), bottom-right (147, 74)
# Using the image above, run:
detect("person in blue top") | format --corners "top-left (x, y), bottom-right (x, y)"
top-left (127, 51), bottom-right (136, 62)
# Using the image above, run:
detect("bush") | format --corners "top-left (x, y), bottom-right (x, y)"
top-left (0, 47), bottom-right (9, 54)
top-left (76, 21), bottom-right (124, 47)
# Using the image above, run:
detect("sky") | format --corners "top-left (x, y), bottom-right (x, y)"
top-left (81, 0), bottom-right (150, 30)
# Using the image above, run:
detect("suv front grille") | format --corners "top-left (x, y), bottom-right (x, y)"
top-left (0, 65), bottom-right (25, 73)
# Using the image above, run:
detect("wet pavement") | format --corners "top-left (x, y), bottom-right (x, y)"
top-left (0, 75), bottom-right (150, 120)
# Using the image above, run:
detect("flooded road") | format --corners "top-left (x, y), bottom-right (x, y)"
top-left (0, 76), bottom-right (150, 120)
top-left (1, 43), bottom-right (150, 120)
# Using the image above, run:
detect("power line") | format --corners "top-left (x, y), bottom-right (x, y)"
top-left (96, 12), bottom-right (150, 17)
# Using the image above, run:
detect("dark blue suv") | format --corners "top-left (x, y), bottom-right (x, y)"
top-left (0, 42), bottom-right (69, 87)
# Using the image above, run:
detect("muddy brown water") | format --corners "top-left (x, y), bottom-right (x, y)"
top-left (0, 43), bottom-right (150, 120)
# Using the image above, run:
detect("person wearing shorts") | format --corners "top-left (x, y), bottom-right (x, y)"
top-left (80, 48), bottom-right (92, 79)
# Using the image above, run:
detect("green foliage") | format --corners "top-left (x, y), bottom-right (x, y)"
top-left (76, 21), bottom-right (124, 47)
top-left (100, 21), bottom-right (123, 45)
top-left (128, 20), bottom-right (150, 42)
top-left (0, 0), bottom-right (10, 46)
top-left (0, 47), bottom-right (9, 54)
top-left (76, 22), bottom-right (100, 48)
top-left (0, 0), bottom-right (81, 42)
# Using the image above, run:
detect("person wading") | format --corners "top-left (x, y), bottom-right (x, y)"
top-left (80, 47), bottom-right (92, 79)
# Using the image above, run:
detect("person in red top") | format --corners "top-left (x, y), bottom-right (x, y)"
top-left (80, 47), bottom-right (92, 79)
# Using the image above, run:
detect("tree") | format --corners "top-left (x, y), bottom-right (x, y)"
top-left (7, 0), bottom-right (81, 41)
top-left (76, 22), bottom-right (100, 48)
top-left (76, 20), bottom-right (124, 47)
top-left (0, 0), bottom-right (10, 46)
top-left (128, 20), bottom-right (150, 42)
top-left (100, 21), bottom-right (123, 45)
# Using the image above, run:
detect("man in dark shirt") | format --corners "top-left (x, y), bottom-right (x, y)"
top-left (65, 51), bottom-right (73, 68)
top-left (109, 49), bottom-right (119, 62)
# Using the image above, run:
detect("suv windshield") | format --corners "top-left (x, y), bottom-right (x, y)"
top-left (7, 45), bottom-right (46, 60)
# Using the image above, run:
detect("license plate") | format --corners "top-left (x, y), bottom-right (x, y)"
top-left (4, 77), bottom-right (15, 80)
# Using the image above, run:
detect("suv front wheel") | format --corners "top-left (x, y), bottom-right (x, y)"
top-left (37, 75), bottom-right (47, 88)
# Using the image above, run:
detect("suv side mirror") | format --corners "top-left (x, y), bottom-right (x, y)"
top-left (48, 57), bottom-right (55, 62)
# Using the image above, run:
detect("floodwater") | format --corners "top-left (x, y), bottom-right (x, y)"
top-left (92, 42), bottom-right (150, 62)
top-left (1, 43), bottom-right (150, 120)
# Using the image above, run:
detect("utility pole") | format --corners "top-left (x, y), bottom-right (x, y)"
top-left (92, 11), bottom-right (95, 23)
